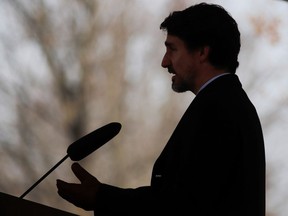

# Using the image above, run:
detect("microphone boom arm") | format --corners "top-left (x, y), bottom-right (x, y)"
top-left (19, 154), bottom-right (69, 199)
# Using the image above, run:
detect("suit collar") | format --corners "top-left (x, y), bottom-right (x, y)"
top-left (197, 73), bottom-right (230, 94)
top-left (196, 74), bottom-right (242, 97)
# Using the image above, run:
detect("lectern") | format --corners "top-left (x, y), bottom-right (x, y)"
top-left (0, 192), bottom-right (78, 216)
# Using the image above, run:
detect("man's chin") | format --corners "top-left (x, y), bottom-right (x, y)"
top-left (172, 84), bottom-right (188, 93)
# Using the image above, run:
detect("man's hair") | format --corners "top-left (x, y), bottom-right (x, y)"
top-left (160, 3), bottom-right (241, 74)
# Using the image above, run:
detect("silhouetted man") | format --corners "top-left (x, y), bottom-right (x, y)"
top-left (57, 3), bottom-right (266, 215)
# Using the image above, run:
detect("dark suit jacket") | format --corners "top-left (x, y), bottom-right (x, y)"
top-left (95, 74), bottom-right (265, 216)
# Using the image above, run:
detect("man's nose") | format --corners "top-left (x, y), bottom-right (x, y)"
top-left (161, 53), bottom-right (170, 68)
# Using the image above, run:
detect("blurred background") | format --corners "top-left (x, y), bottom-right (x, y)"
top-left (0, 0), bottom-right (287, 215)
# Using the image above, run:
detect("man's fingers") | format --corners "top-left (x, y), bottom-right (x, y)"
top-left (56, 179), bottom-right (96, 210)
top-left (56, 180), bottom-right (81, 205)
top-left (56, 163), bottom-right (100, 210)
top-left (56, 179), bottom-right (80, 196)
top-left (71, 162), bottom-right (95, 183)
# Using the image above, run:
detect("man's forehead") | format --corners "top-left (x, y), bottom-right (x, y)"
top-left (164, 35), bottom-right (184, 46)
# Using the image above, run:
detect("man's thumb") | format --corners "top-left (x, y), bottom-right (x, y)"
top-left (71, 162), bottom-right (95, 183)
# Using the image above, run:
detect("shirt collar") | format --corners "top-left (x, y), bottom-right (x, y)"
top-left (197, 73), bottom-right (230, 94)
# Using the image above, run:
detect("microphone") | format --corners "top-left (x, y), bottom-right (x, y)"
top-left (19, 122), bottom-right (122, 199)
top-left (67, 122), bottom-right (121, 161)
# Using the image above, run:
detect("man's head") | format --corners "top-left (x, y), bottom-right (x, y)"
top-left (160, 3), bottom-right (241, 74)
top-left (160, 3), bottom-right (241, 94)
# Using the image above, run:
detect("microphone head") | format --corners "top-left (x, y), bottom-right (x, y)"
top-left (67, 122), bottom-right (122, 161)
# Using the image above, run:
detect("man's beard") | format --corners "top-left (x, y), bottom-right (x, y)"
top-left (172, 80), bottom-right (189, 93)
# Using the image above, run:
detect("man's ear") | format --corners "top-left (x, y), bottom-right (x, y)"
top-left (199, 46), bottom-right (210, 62)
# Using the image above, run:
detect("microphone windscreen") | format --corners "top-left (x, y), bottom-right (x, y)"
top-left (67, 122), bottom-right (122, 161)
